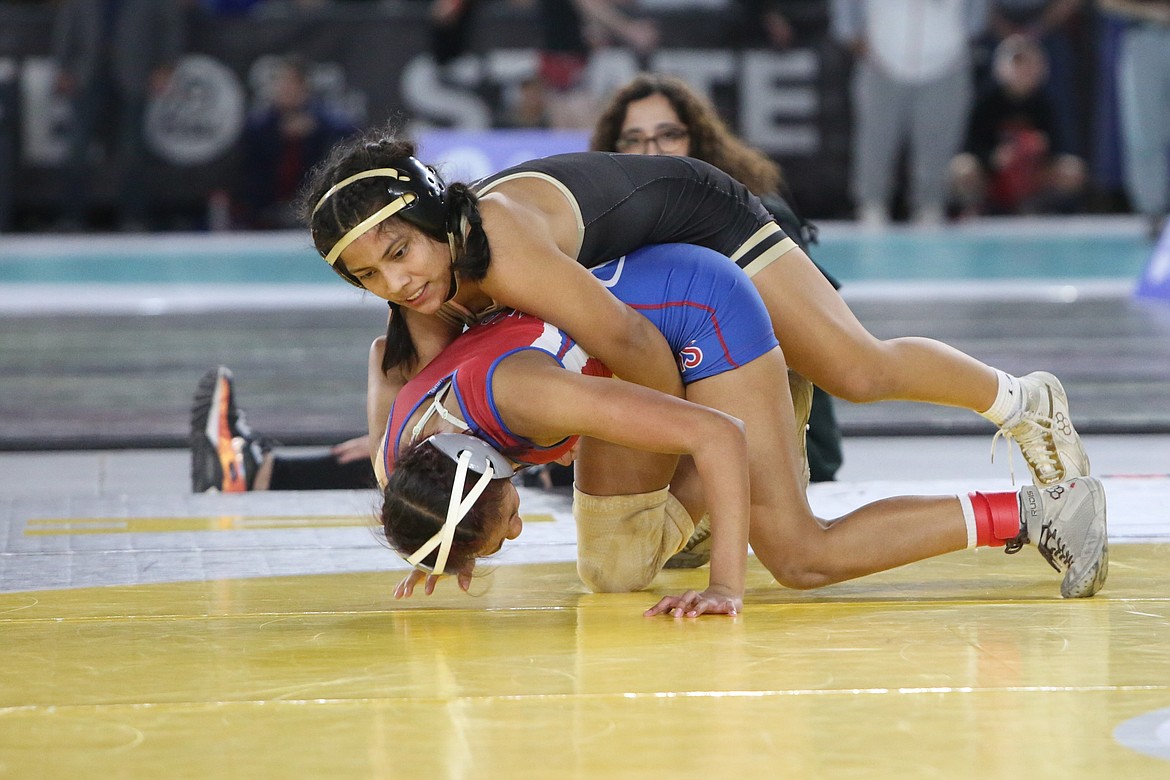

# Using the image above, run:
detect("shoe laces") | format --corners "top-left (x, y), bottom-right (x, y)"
top-left (991, 411), bottom-right (1062, 486)
top-left (1003, 527), bottom-right (1028, 555)
top-left (1035, 521), bottom-right (1072, 573)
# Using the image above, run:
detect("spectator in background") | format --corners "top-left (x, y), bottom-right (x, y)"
top-left (730, 0), bottom-right (829, 50)
top-left (831, 0), bottom-right (989, 229)
top-left (732, 0), bottom-right (797, 48)
top-left (534, 0), bottom-right (658, 128)
top-left (410, 0), bottom-right (657, 128)
top-left (1098, 0), bottom-right (1170, 241)
top-left (985, 1), bottom-right (1085, 156)
top-left (429, 0), bottom-right (482, 66)
top-left (51, 0), bottom-right (185, 232)
top-left (949, 34), bottom-right (1087, 216)
top-left (590, 73), bottom-right (844, 487)
top-left (235, 55), bottom-right (357, 230)
top-left (499, 75), bottom-right (552, 129)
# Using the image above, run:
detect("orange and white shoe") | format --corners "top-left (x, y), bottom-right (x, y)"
top-left (189, 366), bottom-right (268, 493)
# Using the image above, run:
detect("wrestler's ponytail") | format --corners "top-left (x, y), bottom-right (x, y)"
top-left (381, 304), bottom-right (415, 373)
top-left (447, 183), bottom-right (491, 282)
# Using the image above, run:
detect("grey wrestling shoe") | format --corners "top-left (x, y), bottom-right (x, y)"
top-left (663, 513), bottom-right (712, 569)
top-left (1006, 477), bottom-right (1108, 598)
top-left (994, 372), bottom-right (1091, 487)
top-left (189, 366), bottom-right (269, 493)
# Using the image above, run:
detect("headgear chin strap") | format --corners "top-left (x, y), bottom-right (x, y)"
top-left (408, 380), bottom-right (469, 444)
top-left (402, 434), bottom-right (515, 574)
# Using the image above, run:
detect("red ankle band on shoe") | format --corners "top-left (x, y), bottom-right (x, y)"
top-left (969, 490), bottom-right (1022, 547)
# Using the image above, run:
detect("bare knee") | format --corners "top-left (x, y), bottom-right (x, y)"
top-left (824, 371), bottom-right (884, 405)
top-left (817, 341), bottom-right (897, 404)
top-left (769, 555), bottom-right (837, 591)
top-left (755, 529), bottom-right (840, 590)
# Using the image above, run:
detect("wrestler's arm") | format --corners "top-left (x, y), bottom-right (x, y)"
top-left (494, 356), bottom-right (748, 615)
top-left (366, 336), bottom-right (405, 477)
top-left (399, 305), bottom-right (463, 372)
top-left (368, 311), bottom-right (462, 476)
top-left (476, 194), bottom-right (685, 400)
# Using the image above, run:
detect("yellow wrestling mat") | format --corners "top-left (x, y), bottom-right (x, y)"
top-left (3, 545), bottom-right (1169, 778)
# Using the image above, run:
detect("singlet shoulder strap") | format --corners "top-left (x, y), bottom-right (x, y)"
top-left (437, 299), bottom-right (506, 328)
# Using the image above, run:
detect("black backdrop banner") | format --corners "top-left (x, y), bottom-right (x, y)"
top-left (0, 4), bottom-right (852, 222)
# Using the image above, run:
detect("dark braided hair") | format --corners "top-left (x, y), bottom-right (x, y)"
top-left (296, 122), bottom-right (493, 372)
top-left (381, 441), bottom-right (511, 575)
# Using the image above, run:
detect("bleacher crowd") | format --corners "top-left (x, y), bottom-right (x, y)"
top-left (0, 0), bottom-right (1164, 237)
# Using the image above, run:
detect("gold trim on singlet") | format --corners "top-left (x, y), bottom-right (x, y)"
top-left (742, 235), bottom-right (797, 279)
top-left (475, 171), bottom-right (585, 259)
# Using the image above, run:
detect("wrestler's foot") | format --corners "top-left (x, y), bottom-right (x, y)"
top-left (190, 366), bottom-right (269, 493)
top-left (1005, 476), bottom-right (1108, 598)
top-left (663, 514), bottom-right (711, 569)
top-left (994, 371), bottom-right (1090, 486)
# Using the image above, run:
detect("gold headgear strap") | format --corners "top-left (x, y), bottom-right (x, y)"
top-left (312, 168), bottom-right (416, 267)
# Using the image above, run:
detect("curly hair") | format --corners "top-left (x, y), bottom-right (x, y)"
top-left (590, 73), bottom-right (784, 197)
top-left (381, 441), bottom-right (512, 575)
top-left (295, 121), bottom-right (492, 371)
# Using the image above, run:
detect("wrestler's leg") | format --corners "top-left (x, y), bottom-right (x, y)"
top-left (572, 437), bottom-right (674, 498)
top-left (683, 346), bottom-right (968, 589)
top-left (750, 245), bottom-right (998, 411)
top-left (747, 246), bottom-right (1090, 486)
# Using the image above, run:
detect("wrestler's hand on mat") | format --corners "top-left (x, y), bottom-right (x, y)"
top-left (393, 568), bottom-right (474, 599)
top-left (644, 587), bottom-right (742, 618)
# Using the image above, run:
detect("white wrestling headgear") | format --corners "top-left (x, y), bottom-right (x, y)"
top-left (402, 433), bottom-right (515, 575)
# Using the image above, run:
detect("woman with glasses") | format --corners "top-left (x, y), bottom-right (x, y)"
top-left (611, 124), bottom-right (690, 154)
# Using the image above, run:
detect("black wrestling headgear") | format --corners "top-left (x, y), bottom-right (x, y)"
top-left (311, 156), bottom-right (451, 271)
